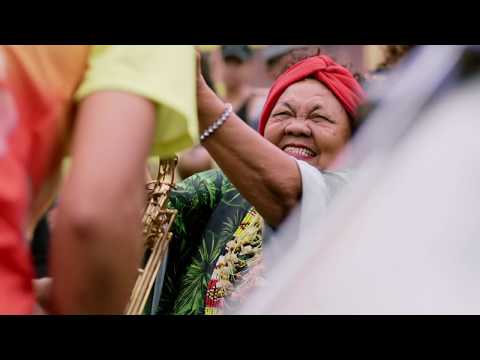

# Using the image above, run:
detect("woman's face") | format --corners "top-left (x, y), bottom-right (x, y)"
top-left (264, 79), bottom-right (351, 170)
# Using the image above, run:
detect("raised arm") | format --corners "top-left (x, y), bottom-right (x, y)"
top-left (196, 54), bottom-right (301, 227)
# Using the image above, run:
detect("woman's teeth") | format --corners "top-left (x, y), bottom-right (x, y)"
top-left (284, 146), bottom-right (316, 158)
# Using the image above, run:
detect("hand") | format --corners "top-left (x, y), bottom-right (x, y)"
top-left (195, 50), bottom-right (225, 131)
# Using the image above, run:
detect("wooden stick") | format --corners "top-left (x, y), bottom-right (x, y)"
top-left (126, 158), bottom-right (177, 315)
top-left (128, 212), bottom-right (176, 314)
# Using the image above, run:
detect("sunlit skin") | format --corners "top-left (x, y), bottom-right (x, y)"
top-left (264, 78), bottom-right (351, 170)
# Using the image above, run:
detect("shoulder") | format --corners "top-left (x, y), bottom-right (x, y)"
top-left (296, 160), bottom-right (351, 197)
top-left (296, 160), bottom-right (351, 179)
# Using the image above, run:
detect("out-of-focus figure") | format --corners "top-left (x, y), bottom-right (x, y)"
top-left (177, 51), bottom-right (215, 180)
top-left (263, 45), bottom-right (312, 81)
top-left (177, 45), bottom-right (271, 180)
top-left (220, 45), bottom-right (266, 129)
top-left (0, 45), bottom-right (196, 314)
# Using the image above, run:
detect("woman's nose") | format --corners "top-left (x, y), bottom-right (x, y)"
top-left (284, 118), bottom-right (312, 137)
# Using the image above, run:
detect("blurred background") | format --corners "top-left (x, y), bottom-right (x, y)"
top-left (197, 45), bottom-right (386, 89)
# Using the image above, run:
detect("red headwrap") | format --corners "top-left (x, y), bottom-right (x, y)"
top-left (258, 55), bottom-right (366, 135)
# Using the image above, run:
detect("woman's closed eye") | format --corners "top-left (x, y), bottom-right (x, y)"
top-left (273, 110), bottom-right (293, 118)
top-left (311, 113), bottom-right (335, 124)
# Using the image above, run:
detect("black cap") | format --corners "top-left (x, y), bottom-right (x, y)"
top-left (221, 45), bottom-right (253, 62)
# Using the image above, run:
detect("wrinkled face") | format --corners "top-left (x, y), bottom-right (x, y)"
top-left (223, 57), bottom-right (251, 89)
top-left (263, 79), bottom-right (351, 170)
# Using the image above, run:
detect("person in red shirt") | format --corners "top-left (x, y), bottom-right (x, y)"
top-left (0, 45), bottom-right (196, 314)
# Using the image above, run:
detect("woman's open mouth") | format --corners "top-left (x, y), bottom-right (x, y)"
top-left (283, 145), bottom-right (317, 160)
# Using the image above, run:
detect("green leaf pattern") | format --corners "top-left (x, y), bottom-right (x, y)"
top-left (156, 169), bottom-right (252, 315)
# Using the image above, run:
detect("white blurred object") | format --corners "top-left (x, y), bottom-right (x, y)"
top-left (237, 46), bottom-right (480, 314)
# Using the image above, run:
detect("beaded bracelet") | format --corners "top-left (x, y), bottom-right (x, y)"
top-left (200, 103), bottom-right (233, 143)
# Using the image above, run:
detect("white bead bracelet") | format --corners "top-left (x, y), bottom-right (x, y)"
top-left (200, 103), bottom-right (233, 143)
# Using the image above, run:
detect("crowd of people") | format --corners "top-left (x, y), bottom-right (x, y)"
top-left (1, 45), bottom-right (479, 315)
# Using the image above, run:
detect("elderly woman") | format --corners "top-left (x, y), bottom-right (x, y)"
top-left (156, 53), bottom-right (365, 315)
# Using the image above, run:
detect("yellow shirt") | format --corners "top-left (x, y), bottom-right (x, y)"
top-left (2, 45), bottom-right (198, 233)
top-left (75, 45), bottom-right (198, 158)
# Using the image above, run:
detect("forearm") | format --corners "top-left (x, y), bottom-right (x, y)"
top-left (49, 185), bottom-right (144, 314)
top-left (198, 85), bottom-right (301, 227)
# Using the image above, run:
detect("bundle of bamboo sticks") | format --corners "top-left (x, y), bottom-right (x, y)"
top-left (125, 158), bottom-right (177, 315)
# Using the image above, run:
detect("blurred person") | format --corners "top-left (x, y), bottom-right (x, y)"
top-left (221, 45), bottom-right (265, 128)
top-left (153, 51), bottom-right (365, 315)
top-left (177, 51), bottom-right (214, 179)
top-left (177, 45), bottom-right (274, 180)
top-left (0, 45), bottom-right (196, 314)
top-left (263, 45), bottom-right (312, 81)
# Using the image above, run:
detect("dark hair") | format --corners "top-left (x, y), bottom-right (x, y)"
top-left (275, 48), bottom-right (365, 134)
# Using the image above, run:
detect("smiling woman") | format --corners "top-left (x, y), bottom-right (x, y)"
top-left (154, 52), bottom-right (365, 315)
top-left (265, 79), bottom-right (351, 169)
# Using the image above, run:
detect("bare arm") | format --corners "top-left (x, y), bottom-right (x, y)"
top-left (196, 58), bottom-right (301, 227)
top-left (49, 91), bottom-right (156, 314)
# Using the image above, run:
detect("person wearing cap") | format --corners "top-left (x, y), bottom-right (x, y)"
top-left (220, 45), bottom-right (265, 129)
top-left (154, 51), bottom-right (365, 315)
top-left (263, 45), bottom-right (312, 80)
top-left (176, 51), bottom-right (215, 180)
